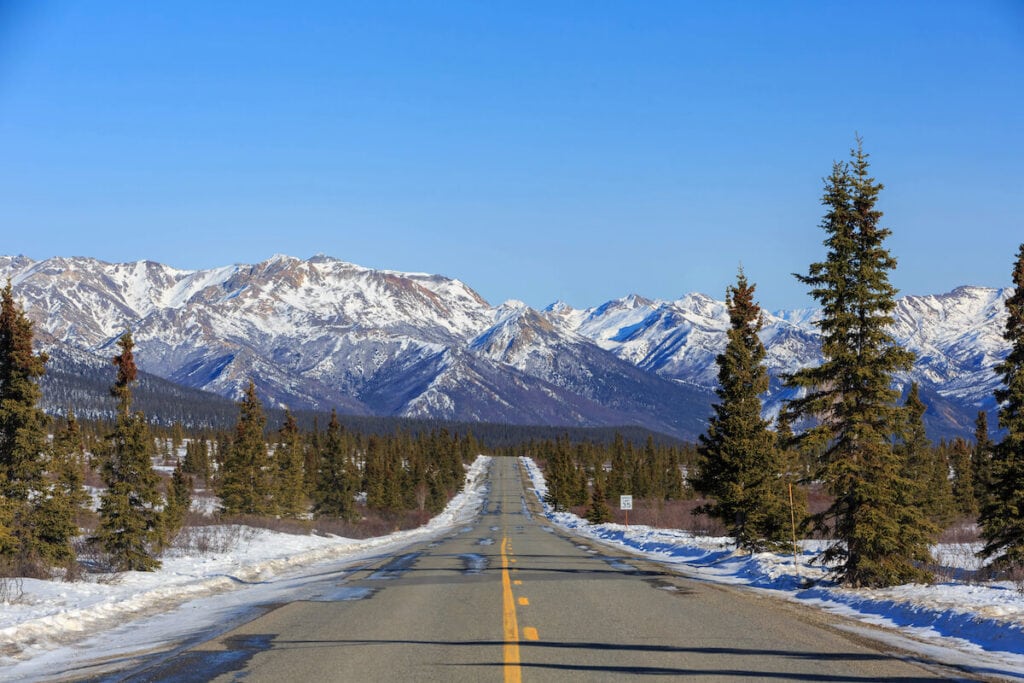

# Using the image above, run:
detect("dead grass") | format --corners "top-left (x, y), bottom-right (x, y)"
top-left (569, 498), bottom-right (729, 537)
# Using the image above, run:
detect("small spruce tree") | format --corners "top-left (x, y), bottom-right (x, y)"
top-left (948, 438), bottom-right (977, 517)
top-left (162, 461), bottom-right (193, 547)
top-left (692, 269), bottom-right (802, 552)
top-left (972, 411), bottom-right (995, 511)
top-left (276, 410), bottom-right (307, 518)
top-left (36, 410), bottom-right (89, 567)
top-left (586, 477), bottom-right (612, 524)
top-left (218, 381), bottom-right (273, 515)
top-left (96, 333), bottom-right (164, 571)
top-left (313, 410), bottom-right (357, 520)
top-left (898, 384), bottom-right (954, 527)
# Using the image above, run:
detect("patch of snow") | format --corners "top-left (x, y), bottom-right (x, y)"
top-left (0, 456), bottom-right (492, 680)
top-left (520, 456), bottom-right (1024, 680)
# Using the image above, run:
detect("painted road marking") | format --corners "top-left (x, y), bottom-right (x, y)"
top-left (523, 627), bottom-right (539, 641)
top-left (501, 536), bottom-right (520, 683)
top-left (518, 597), bottom-right (529, 606)
top-left (513, 580), bottom-right (522, 585)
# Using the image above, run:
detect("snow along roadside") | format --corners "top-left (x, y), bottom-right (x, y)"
top-left (0, 455), bottom-right (492, 668)
top-left (519, 455), bottom-right (1024, 681)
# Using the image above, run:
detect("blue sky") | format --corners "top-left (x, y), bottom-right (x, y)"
top-left (1, 2), bottom-right (1021, 311)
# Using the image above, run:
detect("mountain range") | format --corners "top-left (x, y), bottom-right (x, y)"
top-left (0, 254), bottom-right (1009, 442)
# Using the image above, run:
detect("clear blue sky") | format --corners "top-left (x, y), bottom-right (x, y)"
top-left (1, 1), bottom-right (1021, 311)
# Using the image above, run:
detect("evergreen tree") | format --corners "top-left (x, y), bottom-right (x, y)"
top-left (304, 415), bottom-right (322, 497)
top-left (641, 436), bottom-right (665, 501)
top-left (543, 436), bottom-right (580, 511)
top-left (439, 428), bottom-right (464, 494)
top-left (36, 410), bottom-right (89, 567)
top-left (163, 461), bottom-right (193, 547)
top-left (692, 270), bottom-right (801, 552)
top-left (405, 434), bottom-right (431, 513)
top-left (170, 422), bottom-right (185, 457)
top-left (586, 476), bottom-right (612, 524)
top-left (0, 497), bottom-right (15, 562)
top-left (313, 410), bottom-right (357, 519)
top-left (785, 141), bottom-right (934, 587)
top-left (52, 410), bottom-right (89, 513)
top-left (0, 280), bottom-right (51, 574)
top-left (605, 433), bottom-right (631, 499)
top-left (364, 434), bottom-right (405, 512)
top-left (898, 384), bottom-right (954, 527)
top-left (182, 438), bottom-right (210, 483)
top-left (665, 448), bottom-right (685, 500)
top-left (276, 410), bottom-right (307, 518)
top-left (95, 333), bottom-right (164, 571)
top-left (218, 381), bottom-right (273, 515)
top-left (948, 438), bottom-right (977, 517)
top-left (972, 410), bottom-right (995, 511)
top-left (979, 244), bottom-right (1024, 569)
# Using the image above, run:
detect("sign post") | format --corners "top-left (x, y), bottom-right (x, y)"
top-left (619, 494), bottom-right (633, 527)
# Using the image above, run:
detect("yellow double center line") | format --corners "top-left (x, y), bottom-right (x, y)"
top-left (501, 536), bottom-right (521, 683)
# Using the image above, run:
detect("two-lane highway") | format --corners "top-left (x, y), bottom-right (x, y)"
top-left (118, 457), bottom-right (956, 681)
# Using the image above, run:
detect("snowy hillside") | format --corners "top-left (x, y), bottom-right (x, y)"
top-left (545, 286), bottom-right (1010, 437)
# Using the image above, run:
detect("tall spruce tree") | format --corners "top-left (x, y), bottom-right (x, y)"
top-left (979, 244), bottom-right (1024, 569)
top-left (219, 381), bottom-right (273, 515)
top-left (785, 141), bottom-right (934, 587)
top-left (0, 281), bottom-right (52, 575)
top-left (692, 270), bottom-right (801, 552)
top-left (96, 333), bottom-right (163, 571)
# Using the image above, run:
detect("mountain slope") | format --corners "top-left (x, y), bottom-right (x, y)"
top-left (545, 286), bottom-right (1009, 440)
top-left (1, 254), bottom-right (1009, 441)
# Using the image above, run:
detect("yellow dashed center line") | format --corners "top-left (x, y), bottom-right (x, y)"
top-left (523, 626), bottom-right (539, 641)
top-left (518, 597), bottom-right (529, 606)
top-left (501, 536), bottom-right (521, 683)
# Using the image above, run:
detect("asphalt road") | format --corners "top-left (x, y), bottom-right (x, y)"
top-left (121, 457), bottom-right (960, 682)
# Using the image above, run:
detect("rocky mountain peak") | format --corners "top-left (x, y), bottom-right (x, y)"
top-left (0, 255), bottom-right (1009, 441)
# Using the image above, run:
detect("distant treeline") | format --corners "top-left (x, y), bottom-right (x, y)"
top-left (40, 345), bottom-right (689, 449)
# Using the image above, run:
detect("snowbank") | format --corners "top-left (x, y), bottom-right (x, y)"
top-left (0, 456), bottom-right (492, 677)
top-left (520, 456), bottom-right (1024, 680)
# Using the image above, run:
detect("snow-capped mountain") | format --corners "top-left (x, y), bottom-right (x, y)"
top-left (1, 255), bottom-right (714, 438)
top-left (544, 285), bottom-right (1009, 438)
top-left (0, 254), bottom-right (1009, 441)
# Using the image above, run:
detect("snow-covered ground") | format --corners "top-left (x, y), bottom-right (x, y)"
top-left (519, 456), bottom-right (1024, 681)
top-left (0, 456), bottom-right (493, 681)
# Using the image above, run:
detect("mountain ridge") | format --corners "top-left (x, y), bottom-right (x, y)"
top-left (1, 254), bottom-right (1008, 441)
